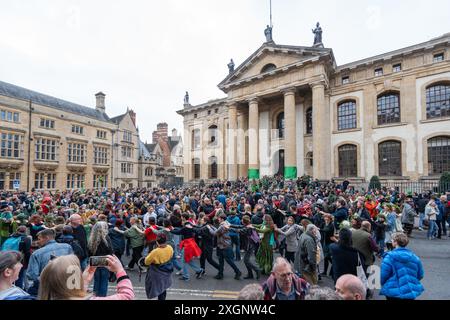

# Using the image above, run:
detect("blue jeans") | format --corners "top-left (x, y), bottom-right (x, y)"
top-left (427, 220), bottom-right (437, 238)
top-left (229, 234), bottom-right (241, 260)
top-left (171, 252), bottom-right (182, 271)
top-left (93, 267), bottom-right (109, 297)
top-left (181, 249), bottom-right (202, 280)
top-left (419, 212), bottom-right (425, 228)
top-left (376, 238), bottom-right (385, 256)
top-left (173, 235), bottom-right (181, 257)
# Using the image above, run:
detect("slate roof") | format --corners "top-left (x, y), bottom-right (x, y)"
top-left (110, 113), bottom-right (127, 124)
top-left (145, 143), bottom-right (157, 153)
top-left (139, 140), bottom-right (152, 157)
top-left (168, 137), bottom-right (181, 151)
top-left (0, 80), bottom-right (111, 122)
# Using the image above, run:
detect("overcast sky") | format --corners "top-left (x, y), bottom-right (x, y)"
top-left (1, 0), bottom-right (450, 142)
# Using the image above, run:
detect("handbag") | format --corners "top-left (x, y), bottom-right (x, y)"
top-left (356, 253), bottom-right (368, 289)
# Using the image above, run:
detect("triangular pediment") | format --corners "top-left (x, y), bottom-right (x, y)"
top-left (219, 43), bottom-right (334, 90)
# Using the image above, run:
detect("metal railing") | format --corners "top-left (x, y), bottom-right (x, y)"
top-left (350, 181), bottom-right (450, 194)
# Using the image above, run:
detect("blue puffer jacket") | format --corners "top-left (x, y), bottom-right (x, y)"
top-left (380, 247), bottom-right (424, 299)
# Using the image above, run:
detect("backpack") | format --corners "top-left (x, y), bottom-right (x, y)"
top-left (1, 236), bottom-right (22, 251)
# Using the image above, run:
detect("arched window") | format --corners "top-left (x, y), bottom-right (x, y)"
top-left (192, 158), bottom-right (200, 179)
top-left (377, 92), bottom-right (400, 125)
top-left (426, 83), bottom-right (450, 119)
top-left (261, 63), bottom-right (277, 73)
top-left (428, 136), bottom-right (450, 175)
top-left (338, 144), bottom-right (357, 177)
top-left (276, 112), bottom-right (285, 138)
top-left (208, 125), bottom-right (218, 146)
top-left (209, 156), bottom-right (218, 179)
top-left (192, 129), bottom-right (200, 149)
top-left (337, 100), bottom-right (357, 130)
top-left (378, 140), bottom-right (402, 176)
top-left (145, 167), bottom-right (153, 176)
top-left (306, 107), bottom-right (313, 134)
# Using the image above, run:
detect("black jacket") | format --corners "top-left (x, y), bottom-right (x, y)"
top-left (251, 212), bottom-right (264, 225)
top-left (72, 225), bottom-right (88, 256)
top-left (329, 243), bottom-right (365, 282)
top-left (58, 234), bottom-right (87, 262)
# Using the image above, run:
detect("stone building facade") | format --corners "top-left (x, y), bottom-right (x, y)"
top-left (177, 31), bottom-right (450, 184)
top-left (0, 81), bottom-right (181, 191)
top-left (142, 123), bottom-right (184, 187)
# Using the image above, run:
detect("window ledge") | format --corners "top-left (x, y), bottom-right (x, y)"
top-left (372, 122), bottom-right (408, 129)
top-left (332, 128), bottom-right (362, 134)
top-left (304, 133), bottom-right (313, 138)
top-left (379, 176), bottom-right (411, 180)
top-left (420, 117), bottom-right (450, 124)
top-left (333, 177), bottom-right (365, 182)
top-left (419, 176), bottom-right (441, 181)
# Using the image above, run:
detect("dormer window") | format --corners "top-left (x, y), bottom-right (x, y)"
top-left (261, 63), bottom-right (277, 73)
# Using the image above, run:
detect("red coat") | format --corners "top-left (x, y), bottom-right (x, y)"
top-left (179, 238), bottom-right (202, 263)
top-left (41, 197), bottom-right (52, 214)
top-left (144, 225), bottom-right (158, 242)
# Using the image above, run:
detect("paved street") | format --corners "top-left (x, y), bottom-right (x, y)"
top-left (102, 229), bottom-right (450, 300)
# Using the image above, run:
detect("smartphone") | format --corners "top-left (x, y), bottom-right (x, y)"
top-left (89, 256), bottom-right (109, 267)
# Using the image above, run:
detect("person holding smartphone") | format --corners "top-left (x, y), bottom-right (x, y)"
top-left (38, 254), bottom-right (134, 300)
top-left (88, 221), bottom-right (113, 297)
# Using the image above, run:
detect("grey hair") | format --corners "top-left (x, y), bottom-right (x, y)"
top-left (306, 224), bottom-right (316, 233)
top-left (272, 257), bottom-right (292, 273)
top-left (88, 221), bottom-right (109, 255)
top-left (305, 286), bottom-right (342, 300)
top-left (237, 284), bottom-right (264, 300)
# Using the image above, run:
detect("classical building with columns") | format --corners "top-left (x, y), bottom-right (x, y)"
top-left (177, 31), bottom-right (450, 183)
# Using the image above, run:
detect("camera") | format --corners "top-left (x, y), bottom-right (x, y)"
top-left (89, 256), bottom-right (109, 267)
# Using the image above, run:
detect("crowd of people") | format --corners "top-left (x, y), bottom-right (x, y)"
top-left (0, 175), bottom-right (448, 300)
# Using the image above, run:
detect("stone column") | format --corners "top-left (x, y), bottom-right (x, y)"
top-left (248, 98), bottom-right (260, 179)
top-left (227, 103), bottom-right (238, 181)
top-left (311, 81), bottom-right (329, 181)
top-left (237, 112), bottom-right (247, 179)
top-left (283, 88), bottom-right (297, 179)
top-left (201, 120), bottom-right (209, 180)
top-left (218, 116), bottom-right (226, 179)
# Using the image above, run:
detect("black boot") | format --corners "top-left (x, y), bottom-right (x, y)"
top-left (244, 274), bottom-right (254, 280)
top-left (256, 270), bottom-right (261, 280)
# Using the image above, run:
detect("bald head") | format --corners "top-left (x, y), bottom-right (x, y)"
top-left (361, 221), bottom-right (371, 232)
top-left (335, 274), bottom-right (366, 300)
top-left (69, 214), bottom-right (82, 227)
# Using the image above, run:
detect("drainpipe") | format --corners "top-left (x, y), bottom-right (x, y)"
top-left (26, 100), bottom-right (32, 192)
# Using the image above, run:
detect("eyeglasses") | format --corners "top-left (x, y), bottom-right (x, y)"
top-left (277, 272), bottom-right (293, 278)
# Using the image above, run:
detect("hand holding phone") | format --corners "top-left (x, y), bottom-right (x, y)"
top-left (89, 256), bottom-right (109, 267)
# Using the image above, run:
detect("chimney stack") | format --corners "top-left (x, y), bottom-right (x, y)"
top-left (172, 128), bottom-right (178, 138)
top-left (95, 92), bottom-right (106, 112)
top-left (157, 123), bottom-right (168, 141)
